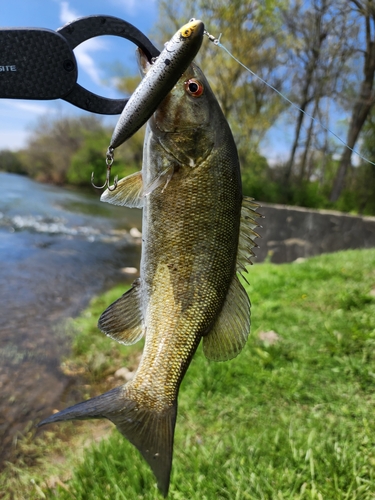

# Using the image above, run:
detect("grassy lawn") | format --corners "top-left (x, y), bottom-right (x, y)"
top-left (3, 249), bottom-right (375, 499)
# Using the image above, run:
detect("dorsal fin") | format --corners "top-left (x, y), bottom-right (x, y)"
top-left (237, 197), bottom-right (262, 275)
top-left (203, 197), bottom-right (262, 362)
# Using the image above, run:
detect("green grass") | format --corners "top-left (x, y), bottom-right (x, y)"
top-left (5, 249), bottom-right (375, 499)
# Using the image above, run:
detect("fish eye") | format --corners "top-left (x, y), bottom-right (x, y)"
top-left (184, 79), bottom-right (204, 97)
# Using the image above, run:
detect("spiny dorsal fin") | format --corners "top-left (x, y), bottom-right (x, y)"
top-left (101, 171), bottom-right (143, 208)
top-left (203, 197), bottom-right (261, 361)
top-left (98, 279), bottom-right (144, 345)
top-left (237, 196), bottom-right (263, 275)
top-left (203, 273), bottom-right (250, 361)
top-left (38, 385), bottom-right (176, 497)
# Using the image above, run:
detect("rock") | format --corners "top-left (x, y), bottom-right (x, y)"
top-left (130, 227), bottom-right (142, 238)
top-left (120, 267), bottom-right (138, 274)
top-left (258, 330), bottom-right (281, 345)
top-left (114, 367), bottom-right (135, 381)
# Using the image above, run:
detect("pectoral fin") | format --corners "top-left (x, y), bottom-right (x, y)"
top-left (203, 274), bottom-right (250, 361)
top-left (98, 279), bottom-right (144, 345)
top-left (101, 171), bottom-right (143, 208)
top-left (144, 165), bottom-right (175, 196)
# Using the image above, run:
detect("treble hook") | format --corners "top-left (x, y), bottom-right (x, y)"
top-left (91, 147), bottom-right (118, 191)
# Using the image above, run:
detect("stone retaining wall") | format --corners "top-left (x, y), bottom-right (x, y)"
top-left (254, 203), bottom-right (375, 263)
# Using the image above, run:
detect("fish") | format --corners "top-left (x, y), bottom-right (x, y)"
top-left (109, 18), bottom-right (205, 152)
top-left (38, 37), bottom-right (261, 497)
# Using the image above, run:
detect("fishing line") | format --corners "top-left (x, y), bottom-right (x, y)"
top-left (204, 31), bottom-right (375, 168)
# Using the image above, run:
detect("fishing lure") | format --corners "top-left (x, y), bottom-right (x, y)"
top-left (92, 19), bottom-right (205, 191)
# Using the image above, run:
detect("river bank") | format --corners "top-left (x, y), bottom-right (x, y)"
top-left (0, 173), bottom-right (142, 467)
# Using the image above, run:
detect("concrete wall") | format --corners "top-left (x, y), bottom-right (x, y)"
top-left (253, 203), bottom-right (375, 263)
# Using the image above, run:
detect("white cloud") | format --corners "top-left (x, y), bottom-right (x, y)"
top-left (74, 38), bottom-right (108, 86)
top-left (9, 102), bottom-right (51, 115)
top-left (108, 0), bottom-right (156, 15)
top-left (0, 100), bottom-right (68, 150)
top-left (59, 2), bottom-right (108, 88)
top-left (59, 1), bottom-right (79, 25)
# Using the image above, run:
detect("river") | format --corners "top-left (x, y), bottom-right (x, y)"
top-left (0, 172), bottom-right (142, 465)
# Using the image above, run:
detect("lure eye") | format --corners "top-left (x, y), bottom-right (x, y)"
top-left (184, 79), bottom-right (204, 97)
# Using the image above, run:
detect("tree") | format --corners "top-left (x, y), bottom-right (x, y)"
top-left (348, 109), bottom-right (375, 213)
top-left (22, 115), bottom-right (106, 184)
top-left (68, 127), bottom-right (144, 186)
top-left (155, 0), bottom-right (289, 161)
top-left (283, 0), bottom-right (355, 183)
top-left (330, 0), bottom-right (375, 202)
top-left (0, 149), bottom-right (26, 175)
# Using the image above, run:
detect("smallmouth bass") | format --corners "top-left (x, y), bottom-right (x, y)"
top-left (39, 27), bottom-right (261, 497)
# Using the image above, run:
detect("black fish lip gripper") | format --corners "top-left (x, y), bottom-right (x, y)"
top-left (0, 15), bottom-right (161, 115)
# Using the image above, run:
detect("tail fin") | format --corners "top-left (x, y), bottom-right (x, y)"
top-left (38, 386), bottom-right (177, 497)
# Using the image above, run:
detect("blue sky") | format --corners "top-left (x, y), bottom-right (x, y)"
top-left (0, 0), bottom-right (158, 150)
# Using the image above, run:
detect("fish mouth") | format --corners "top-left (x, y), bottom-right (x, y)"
top-left (151, 118), bottom-right (199, 134)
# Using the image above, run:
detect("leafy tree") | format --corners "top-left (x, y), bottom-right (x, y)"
top-left (330, 0), bottom-right (375, 202)
top-left (69, 127), bottom-right (143, 187)
top-left (347, 110), bottom-right (375, 214)
top-left (0, 149), bottom-right (27, 175)
top-left (68, 128), bottom-right (112, 186)
top-left (23, 115), bottom-right (105, 184)
top-left (155, 0), bottom-right (289, 160)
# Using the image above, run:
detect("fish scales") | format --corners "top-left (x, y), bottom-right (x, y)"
top-left (38, 24), bottom-right (261, 498)
top-left (135, 137), bottom-right (242, 406)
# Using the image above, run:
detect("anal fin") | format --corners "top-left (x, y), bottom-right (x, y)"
top-left (98, 279), bottom-right (144, 345)
top-left (203, 273), bottom-right (250, 361)
top-left (101, 171), bottom-right (143, 208)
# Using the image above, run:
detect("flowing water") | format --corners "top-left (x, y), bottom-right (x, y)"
top-left (0, 172), bottom-right (142, 465)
